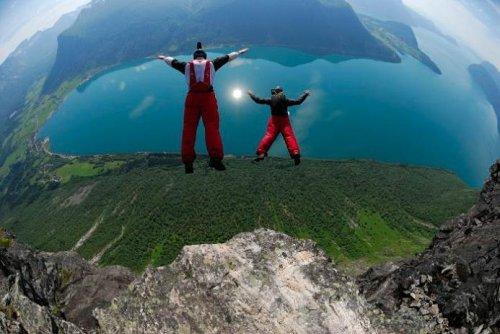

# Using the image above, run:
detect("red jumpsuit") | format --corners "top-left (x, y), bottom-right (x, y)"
top-left (164, 53), bottom-right (239, 164)
top-left (249, 91), bottom-right (309, 158)
top-left (182, 61), bottom-right (223, 164)
top-left (257, 116), bottom-right (300, 157)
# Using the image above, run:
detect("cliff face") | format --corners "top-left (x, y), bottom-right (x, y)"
top-left (0, 229), bottom-right (375, 334)
top-left (360, 160), bottom-right (500, 333)
top-left (0, 234), bottom-right (135, 333)
top-left (95, 229), bottom-right (373, 333)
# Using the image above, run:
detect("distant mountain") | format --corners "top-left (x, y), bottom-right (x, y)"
top-left (360, 16), bottom-right (441, 74)
top-left (43, 0), bottom-right (399, 93)
top-left (347, 0), bottom-right (439, 33)
top-left (0, 11), bottom-right (79, 141)
top-left (469, 62), bottom-right (500, 133)
top-left (346, 0), bottom-right (456, 45)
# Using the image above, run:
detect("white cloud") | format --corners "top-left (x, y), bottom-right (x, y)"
top-left (228, 58), bottom-right (253, 68)
top-left (134, 64), bottom-right (149, 72)
top-left (292, 90), bottom-right (324, 140)
top-left (130, 96), bottom-right (155, 119)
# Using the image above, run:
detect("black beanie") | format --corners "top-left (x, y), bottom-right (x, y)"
top-left (193, 42), bottom-right (207, 59)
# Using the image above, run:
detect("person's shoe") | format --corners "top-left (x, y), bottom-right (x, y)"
top-left (185, 163), bottom-right (194, 174)
top-left (293, 155), bottom-right (301, 166)
top-left (253, 157), bottom-right (265, 163)
top-left (209, 158), bottom-right (226, 171)
top-left (253, 154), bottom-right (266, 163)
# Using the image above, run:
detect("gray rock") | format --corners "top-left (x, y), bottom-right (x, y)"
top-left (0, 235), bottom-right (135, 333)
top-left (95, 229), bottom-right (374, 334)
top-left (359, 160), bottom-right (500, 332)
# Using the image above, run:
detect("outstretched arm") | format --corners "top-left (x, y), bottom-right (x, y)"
top-left (248, 91), bottom-right (271, 105)
top-left (213, 48), bottom-right (249, 71)
top-left (286, 90), bottom-right (310, 106)
top-left (157, 55), bottom-right (186, 74)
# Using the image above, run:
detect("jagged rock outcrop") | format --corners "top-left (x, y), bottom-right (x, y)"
top-left (0, 232), bottom-right (135, 333)
top-left (359, 160), bottom-right (500, 333)
top-left (95, 229), bottom-right (373, 334)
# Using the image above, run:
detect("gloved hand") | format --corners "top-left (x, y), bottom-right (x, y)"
top-left (229, 48), bottom-right (250, 60)
top-left (304, 90), bottom-right (311, 96)
top-left (157, 55), bottom-right (173, 65)
top-left (238, 48), bottom-right (249, 55)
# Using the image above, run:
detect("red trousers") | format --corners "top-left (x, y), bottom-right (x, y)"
top-left (257, 115), bottom-right (300, 157)
top-left (182, 92), bottom-right (223, 164)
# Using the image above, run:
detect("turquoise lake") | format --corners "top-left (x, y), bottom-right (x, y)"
top-left (39, 42), bottom-right (499, 187)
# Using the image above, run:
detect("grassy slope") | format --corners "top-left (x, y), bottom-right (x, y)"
top-left (1, 155), bottom-right (476, 272)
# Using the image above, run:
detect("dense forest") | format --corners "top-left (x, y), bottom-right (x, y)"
top-left (0, 155), bottom-right (476, 272)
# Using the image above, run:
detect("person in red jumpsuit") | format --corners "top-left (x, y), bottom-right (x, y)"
top-left (248, 87), bottom-right (310, 165)
top-left (158, 42), bottom-right (248, 173)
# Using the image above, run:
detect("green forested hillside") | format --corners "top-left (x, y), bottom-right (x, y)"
top-left (0, 11), bottom-right (79, 143)
top-left (0, 155), bottom-right (476, 272)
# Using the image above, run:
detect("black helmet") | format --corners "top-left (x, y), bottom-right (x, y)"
top-left (193, 42), bottom-right (207, 59)
top-left (271, 86), bottom-right (283, 95)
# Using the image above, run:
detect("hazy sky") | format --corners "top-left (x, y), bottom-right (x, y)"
top-left (403, 0), bottom-right (500, 68)
top-left (0, 0), bottom-right (91, 64)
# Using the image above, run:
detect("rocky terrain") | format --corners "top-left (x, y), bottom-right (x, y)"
top-left (0, 160), bottom-right (498, 333)
top-left (360, 160), bottom-right (500, 333)
top-left (94, 229), bottom-right (372, 334)
top-left (0, 232), bottom-right (135, 333)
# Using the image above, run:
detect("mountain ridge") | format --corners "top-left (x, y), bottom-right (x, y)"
top-left (42, 0), bottom-right (400, 93)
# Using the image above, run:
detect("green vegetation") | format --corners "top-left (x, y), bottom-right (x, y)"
top-left (0, 228), bottom-right (12, 248)
top-left (0, 77), bottom-right (82, 178)
top-left (360, 15), bottom-right (441, 74)
top-left (0, 76), bottom-right (477, 274)
top-left (59, 268), bottom-right (73, 286)
top-left (56, 161), bottom-right (124, 183)
top-left (0, 155), bottom-right (476, 272)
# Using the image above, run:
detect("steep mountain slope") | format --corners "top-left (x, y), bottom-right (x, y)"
top-left (360, 160), bottom-right (500, 332)
top-left (0, 230), bottom-right (135, 333)
top-left (43, 0), bottom-right (399, 92)
top-left (0, 11), bottom-right (79, 143)
top-left (0, 155), bottom-right (476, 272)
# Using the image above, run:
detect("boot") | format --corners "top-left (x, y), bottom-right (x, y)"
top-left (185, 163), bottom-right (194, 174)
top-left (209, 158), bottom-right (226, 171)
top-left (253, 153), bottom-right (266, 163)
top-left (293, 155), bottom-right (301, 166)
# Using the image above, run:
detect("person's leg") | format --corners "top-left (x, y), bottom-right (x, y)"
top-left (182, 93), bottom-right (201, 173)
top-left (201, 93), bottom-right (225, 170)
top-left (281, 117), bottom-right (301, 165)
top-left (255, 116), bottom-right (279, 161)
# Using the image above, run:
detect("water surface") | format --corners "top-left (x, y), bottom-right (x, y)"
top-left (39, 45), bottom-right (499, 187)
